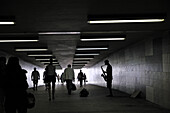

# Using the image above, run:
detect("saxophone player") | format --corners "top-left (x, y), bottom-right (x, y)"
top-left (102, 60), bottom-right (113, 97)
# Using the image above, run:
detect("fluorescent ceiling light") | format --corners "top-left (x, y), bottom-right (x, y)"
top-left (74, 58), bottom-right (94, 60)
top-left (44, 63), bottom-right (59, 66)
top-left (0, 22), bottom-right (15, 25)
top-left (88, 19), bottom-right (165, 24)
top-left (80, 38), bottom-right (125, 41)
top-left (72, 64), bottom-right (85, 66)
top-left (73, 61), bottom-right (89, 63)
top-left (15, 49), bottom-right (48, 51)
top-left (40, 60), bottom-right (57, 62)
top-left (73, 62), bottom-right (87, 64)
top-left (28, 54), bottom-right (53, 57)
top-left (0, 40), bottom-right (38, 42)
top-left (76, 47), bottom-right (108, 50)
top-left (41, 61), bottom-right (58, 63)
top-left (53, 64), bottom-right (60, 66)
top-left (38, 32), bottom-right (81, 35)
top-left (75, 53), bottom-right (99, 56)
top-left (73, 61), bottom-right (88, 63)
top-left (0, 36), bottom-right (39, 43)
top-left (35, 58), bottom-right (56, 61)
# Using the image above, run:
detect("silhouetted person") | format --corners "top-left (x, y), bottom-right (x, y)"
top-left (45, 58), bottom-right (56, 101)
top-left (4, 57), bottom-right (28, 113)
top-left (0, 57), bottom-right (6, 113)
top-left (63, 64), bottom-right (75, 95)
top-left (60, 72), bottom-right (65, 85)
top-left (43, 70), bottom-right (48, 90)
top-left (83, 73), bottom-right (87, 85)
top-left (31, 67), bottom-right (40, 91)
top-left (77, 70), bottom-right (83, 87)
top-left (102, 60), bottom-right (113, 97)
top-left (56, 74), bottom-right (60, 83)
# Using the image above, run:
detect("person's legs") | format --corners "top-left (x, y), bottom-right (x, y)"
top-left (80, 79), bottom-right (82, 87)
top-left (66, 80), bottom-right (72, 95)
top-left (107, 81), bottom-right (113, 97)
top-left (36, 81), bottom-right (38, 90)
top-left (33, 81), bottom-right (35, 91)
top-left (52, 82), bottom-right (55, 100)
top-left (84, 80), bottom-right (86, 85)
top-left (48, 82), bottom-right (51, 101)
top-left (35, 83), bottom-right (37, 91)
top-left (45, 83), bottom-right (47, 90)
top-left (109, 88), bottom-right (113, 96)
top-left (66, 80), bottom-right (69, 94)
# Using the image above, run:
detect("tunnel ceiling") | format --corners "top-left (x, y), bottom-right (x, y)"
top-left (0, 0), bottom-right (169, 69)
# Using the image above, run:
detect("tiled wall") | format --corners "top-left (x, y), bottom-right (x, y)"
top-left (87, 32), bottom-right (170, 109)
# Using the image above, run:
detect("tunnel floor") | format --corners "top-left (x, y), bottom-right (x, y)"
top-left (27, 84), bottom-right (170, 113)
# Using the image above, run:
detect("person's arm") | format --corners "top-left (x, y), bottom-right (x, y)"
top-left (63, 69), bottom-right (66, 81)
top-left (72, 69), bottom-right (75, 81)
top-left (31, 72), bottom-right (33, 80)
top-left (38, 72), bottom-right (40, 80)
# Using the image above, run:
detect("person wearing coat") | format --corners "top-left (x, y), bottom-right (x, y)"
top-left (63, 64), bottom-right (75, 95)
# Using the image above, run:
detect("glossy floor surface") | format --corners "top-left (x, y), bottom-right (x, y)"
top-left (27, 84), bottom-right (170, 113)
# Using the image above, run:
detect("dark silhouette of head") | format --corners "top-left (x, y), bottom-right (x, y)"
top-left (104, 60), bottom-right (109, 65)
top-left (68, 64), bottom-right (71, 68)
top-left (7, 57), bottom-right (21, 70)
top-left (7, 57), bottom-right (19, 66)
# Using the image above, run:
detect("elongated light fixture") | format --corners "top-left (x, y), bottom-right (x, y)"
top-left (0, 40), bottom-right (38, 42)
top-left (74, 57), bottom-right (94, 60)
top-left (15, 48), bottom-right (48, 52)
top-left (72, 64), bottom-right (85, 66)
top-left (73, 61), bottom-right (89, 63)
top-left (0, 22), bottom-right (15, 25)
top-left (44, 63), bottom-right (60, 66)
top-left (0, 36), bottom-right (39, 42)
top-left (80, 34), bottom-right (126, 41)
top-left (80, 38), bottom-right (125, 41)
top-left (88, 19), bottom-right (164, 24)
top-left (75, 53), bottom-right (99, 56)
top-left (28, 54), bottom-right (53, 57)
top-left (41, 61), bottom-right (58, 64)
top-left (38, 32), bottom-right (81, 35)
top-left (88, 14), bottom-right (166, 24)
top-left (35, 58), bottom-right (56, 61)
top-left (28, 53), bottom-right (53, 57)
top-left (0, 16), bottom-right (15, 25)
top-left (76, 47), bottom-right (108, 50)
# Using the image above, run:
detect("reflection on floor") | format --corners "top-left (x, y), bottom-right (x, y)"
top-left (27, 84), bottom-right (170, 113)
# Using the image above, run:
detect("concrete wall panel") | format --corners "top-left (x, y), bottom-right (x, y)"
top-left (87, 34), bottom-right (170, 109)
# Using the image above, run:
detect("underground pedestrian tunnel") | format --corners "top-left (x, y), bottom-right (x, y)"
top-left (0, 0), bottom-right (170, 112)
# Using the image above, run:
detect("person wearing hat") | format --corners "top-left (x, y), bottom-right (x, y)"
top-left (103, 60), bottom-right (113, 97)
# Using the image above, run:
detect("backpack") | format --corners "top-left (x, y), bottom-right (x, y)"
top-left (79, 88), bottom-right (89, 97)
top-left (46, 65), bottom-right (55, 76)
top-left (71, 83), bottom-right (76, 91)
top-left (27, 92), bottom-right (35, 109)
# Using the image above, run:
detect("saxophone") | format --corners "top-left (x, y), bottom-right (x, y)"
top-left (101, 65), bottom-right (107, 81)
